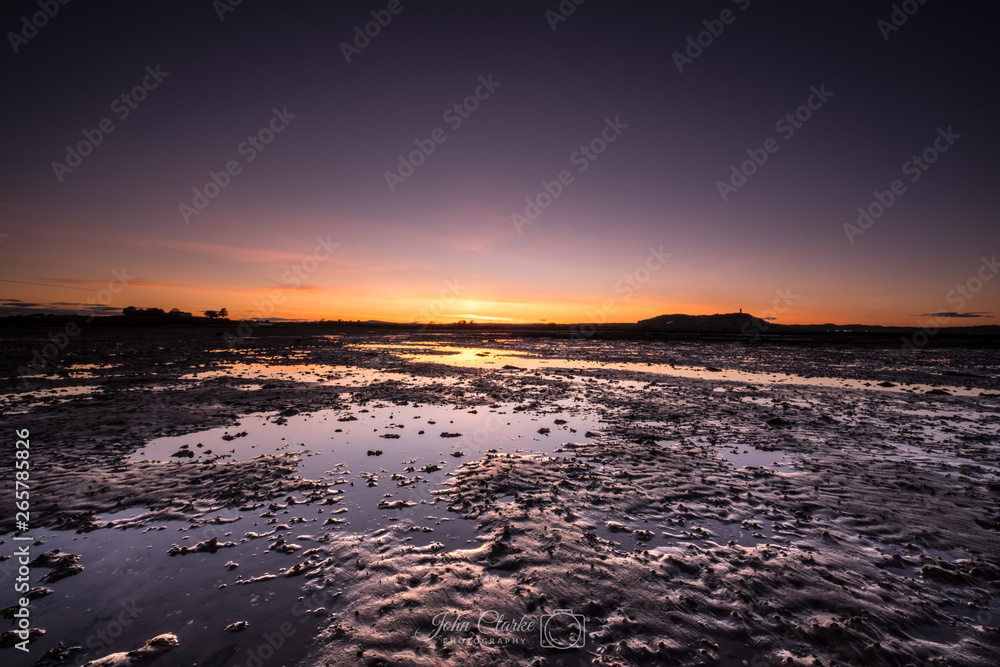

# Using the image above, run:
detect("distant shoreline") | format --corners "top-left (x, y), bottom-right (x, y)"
top-left (1, 315), bottom-right (998, 349)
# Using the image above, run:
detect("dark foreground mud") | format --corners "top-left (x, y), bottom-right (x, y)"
top-left (1, 328), bottom-right (998, 666)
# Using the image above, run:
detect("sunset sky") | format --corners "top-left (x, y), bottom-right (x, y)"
top-left (1, 0), bottom-right (997, 325)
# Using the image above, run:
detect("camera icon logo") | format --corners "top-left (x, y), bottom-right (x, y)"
top-left (539, 609), bottom-right (586, 649)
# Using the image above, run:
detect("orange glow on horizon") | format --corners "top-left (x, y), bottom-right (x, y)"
top-left (2, 279), bottom-right (876, 325)
top-left (5, 268), bottom-right (988, 328)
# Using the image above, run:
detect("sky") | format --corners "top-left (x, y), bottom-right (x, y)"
top-left (0, 0), bottom-right (997, 325)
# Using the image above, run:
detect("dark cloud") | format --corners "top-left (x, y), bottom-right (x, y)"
top-left (915, 312), bottom-right (993, 318)
top-left (0, 303), bottom-right (121, 317)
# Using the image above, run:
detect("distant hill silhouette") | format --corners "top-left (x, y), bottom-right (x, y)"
top-left (637, 312), bottom-right (769, 332)
top-left (636, 312), bottom-right (998, 335)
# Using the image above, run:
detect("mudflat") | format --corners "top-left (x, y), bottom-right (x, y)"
top-left (2, 328), bottom-right (999, 666)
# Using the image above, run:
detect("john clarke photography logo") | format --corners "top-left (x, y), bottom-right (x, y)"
top-left (416, 608), bottom-right (586, 650)
top-left (539, 609), bottom-right (586, 649)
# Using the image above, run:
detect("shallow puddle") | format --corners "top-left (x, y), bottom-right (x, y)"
top-left (349, 342), bottom-right (986, 396)
top-left (0, 385), bottom-right (101, 415)
top-left (130, 402), bottom-right (605, 476)
top-left (11, 403), bottom-right (606, 666)
top-left (178, 364), bottom-right (390, 386)
top-left (127, 402), bottom-right (607, 553)
top-left (5, 404), bottom-right (599, 662)
top-left (3, 514), bottom-right (329, 667)
top-left (716, 443), bottom-right (795, 471)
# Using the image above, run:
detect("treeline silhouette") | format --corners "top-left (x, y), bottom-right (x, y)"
top-left (122, 306), bottom-right (194, 318)
top-left (122, 306), bottom-right (229, 319)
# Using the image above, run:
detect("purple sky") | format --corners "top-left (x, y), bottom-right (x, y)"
top-left (1, 0), bottom-right (997, 325)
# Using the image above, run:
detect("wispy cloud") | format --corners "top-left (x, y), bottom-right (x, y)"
top-left (0, 303), bottom-right (120, 316)
top-left (45, 279), bottom-right (181, 289)
top-left (0, 278), bottom-right (95, 292)
top-left (153, 239), bottom-right (313, 265)
top-left (915, 311), bottom-right (993, 318)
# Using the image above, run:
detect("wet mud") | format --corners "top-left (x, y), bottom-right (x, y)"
top-left (1, 329), bottom-right (998, 666)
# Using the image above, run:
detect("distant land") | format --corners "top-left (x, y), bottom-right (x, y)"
top-left (636, 312), bottom-right (997, 335)
top-left (1, 310), bottom-right (997, 340)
